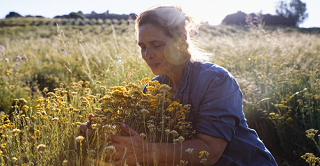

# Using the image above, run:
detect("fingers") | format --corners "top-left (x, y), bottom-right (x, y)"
top-left (110, 135), bottom-right (122, 143)
top-left (120, 123), bottom-right (139, 136)
top-left (88, 113), bottom-right (93, 121)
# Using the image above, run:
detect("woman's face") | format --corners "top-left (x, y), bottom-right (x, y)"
top-left (138, 23), bottom-right (184, 76)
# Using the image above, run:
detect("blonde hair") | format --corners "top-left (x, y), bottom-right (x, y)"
top-left (135, 5), bottom-right (208, 61)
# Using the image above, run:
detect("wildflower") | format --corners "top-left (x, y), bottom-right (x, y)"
top-left (140, 133), bottom-right (146, 138)
top-left (61, 90), bottom-right (68, 95)
top-left (180, 160), bottom-right (188, 166)
top-left (141, 109), bottom-right (149, 117)
top-left (287, 117), bottom-right (293, 121)
top-left (306, 129), bottom-right (318, 138)
top-left (62, 160), bottom-right (68, 166)
top-left (106, 145), bottom-right (116, 154)
top-left (42, 87), bottom-right (49, 93)
top-left (171, 130), bottom-right (179, 138)
top-left (178, 136), bottom-right (185, 142)
top-left (12, 157), bottom-right (18, 162)
top-left (0, 143), bottom-right (6, 149)
top-left (0, 46), bottom-right (4, 50)
top-left (199, 150), bottom-right (209, 158)
top-left (16, 55), bottom-right (28, 61)
top-left (12, 128), bottom-right (22, 135)
top-left (52, 117), bottom-right (59, 123)
top-left (141, 77), bottom-right (150, 83)
top-left (5, 69), bottom-right (12, 76)
top-left (46, 92), bottom-right (56, 97)
top-left (185, 148), bottom-right (194, 154)
top-left (269, 112), bottom-right (275, 116)
top-left (22, 105), bottom-right (29, 111)
top-left (102, 108), bottom-right (113, 114)
top-left (35, 130), bottom-right (41, 135)
top-left (37, 144), bottom-right (46, 152)
top-left (159, 84), bottom-right (171, 93)
top-left (76, 136), bottom-right (85, 143)
top-left (297, 99), bottom-right (303, 105)
top-left (165, 129), bottom-right (171, 135)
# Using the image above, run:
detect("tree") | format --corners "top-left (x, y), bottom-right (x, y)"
top-left (275, 0), bottom-right (308, 27)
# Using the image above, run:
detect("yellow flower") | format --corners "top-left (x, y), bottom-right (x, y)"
top-left (0, 143), bottom-right (6, 149)
top-left (141, 78), bottom-right (150, 83)
top-left (269, 112), bottom-right (275, 116)
top-left (5, 70), bottom-right (12, 76)
top-left (52, 117), bottom-right (59, 123)
top-left (62, 160), bottom-right (68, 166)
top-left (146, 86), bottom-right (154, 92)
top-left (22, 105), bottom-right (29, 111)
top-left (199, 150), bottom-right (209, 158)
top-left (76, 136), bottom-right (85, 143)
top-left (287, 117), bottom-right (293, 122)
top-left (149, 80), bottom-right (159, 86)
top-left (12, 157), bottom-right (18, 162)
top-left (103, 108), bottom-right (114, 114)
top-left (19, 98), bottom-right (27, 104)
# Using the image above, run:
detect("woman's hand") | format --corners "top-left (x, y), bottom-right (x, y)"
top-left (76, 113), bottom-right (94, 142)
top-left (107, 123), bottom-right (147, 166)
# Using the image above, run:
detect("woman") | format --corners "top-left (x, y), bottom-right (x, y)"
top-left (79, 6), bottom-right (278, 166)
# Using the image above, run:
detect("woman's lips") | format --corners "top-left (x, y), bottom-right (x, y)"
top-left (148, 63), bottom-right (160, 69)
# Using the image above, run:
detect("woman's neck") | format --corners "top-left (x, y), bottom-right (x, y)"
top-left (167, 63), bottom-right (185, 94)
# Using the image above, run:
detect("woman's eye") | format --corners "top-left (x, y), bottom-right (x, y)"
top-left (140, 46), bottom-right (146, 50)
top-left (154, 45), bottom-right (161, 48)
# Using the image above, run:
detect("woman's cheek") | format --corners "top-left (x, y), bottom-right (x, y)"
top-left (164, 42), bottom-right (181, 65)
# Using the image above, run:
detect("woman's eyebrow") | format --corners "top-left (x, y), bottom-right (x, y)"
top-left (138, 40), bottom-right (165, 45)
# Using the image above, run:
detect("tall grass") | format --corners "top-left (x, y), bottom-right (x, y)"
top-left (0, 19), bottom-right (319, 165)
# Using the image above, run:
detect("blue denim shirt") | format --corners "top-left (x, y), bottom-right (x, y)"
top-left (147, 61), bottom-right (277, 166)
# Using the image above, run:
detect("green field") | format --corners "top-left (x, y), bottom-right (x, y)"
top-left (0, 17), bottom-right (320, 165)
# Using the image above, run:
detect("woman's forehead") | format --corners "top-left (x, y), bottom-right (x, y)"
top-left (138, 24), bottom-right (171, 43)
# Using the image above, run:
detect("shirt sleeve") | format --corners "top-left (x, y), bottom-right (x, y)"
top-left (195, 71), bottom-right (243, 142)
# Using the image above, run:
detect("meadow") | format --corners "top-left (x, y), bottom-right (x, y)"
top-left (0, 17), bottom-right (320, 165)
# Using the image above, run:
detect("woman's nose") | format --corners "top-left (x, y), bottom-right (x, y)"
top-left (143, 47), bottom-right (155, 59)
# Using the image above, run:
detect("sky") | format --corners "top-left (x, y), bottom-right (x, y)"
top-left (0, 0), bottom-right (319, 28)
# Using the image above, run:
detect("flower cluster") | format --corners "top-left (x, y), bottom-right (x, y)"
top-left (91, 79), bottom-right (195, 144)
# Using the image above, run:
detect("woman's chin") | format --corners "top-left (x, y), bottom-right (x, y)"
top-left (151, 69), bottom-right (164, 76)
